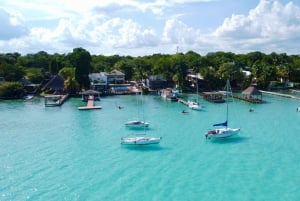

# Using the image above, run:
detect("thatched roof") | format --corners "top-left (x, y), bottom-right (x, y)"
top-left (44, 75), bottom-right (64, 90)
top-left (242, 85), bottom-right (262, 95)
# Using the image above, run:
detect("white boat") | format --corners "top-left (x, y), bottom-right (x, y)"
top-left (160, 88), bottom-right (178, 101)
top-left (205, 80), bottom-right (240, 139)
top-left (188, 77), bottom-right (201, 110)
top-left (125, 92), bottom-right (150, 128)
top-left (187, 99), bottom-right (201, 110)
top-left (122, 92), bottom-right (161, 145)
top-left (125, 120), bottom-right (149, 128)
top-left (121, 134), bottom-right (161, 145)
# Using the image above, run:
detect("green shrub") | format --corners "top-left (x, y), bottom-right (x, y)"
top-left (0, 82), bottom-right (25, 99)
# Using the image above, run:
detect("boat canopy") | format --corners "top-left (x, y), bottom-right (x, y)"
top-left (213, 121), bottom-right (227, 127)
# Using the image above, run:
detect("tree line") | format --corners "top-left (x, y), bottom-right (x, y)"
top-left (1, 48), bottom-right (300, 98)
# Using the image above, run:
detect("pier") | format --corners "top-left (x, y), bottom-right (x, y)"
top-left (44, 94), bottom-right (69, 107)
top-left (178, 98), bottom-right (189, 106)
top-left (261, 90), bottom-right (300, 100)
top-left (78, 95), bottom-right (102, 110)
top-left (178, 98), bottom-right (187, 105)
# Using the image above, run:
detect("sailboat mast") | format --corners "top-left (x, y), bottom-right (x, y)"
top-left (196, 78), bottom-right (198, 102)
top-left (226, 80), bottom-right (229, 128)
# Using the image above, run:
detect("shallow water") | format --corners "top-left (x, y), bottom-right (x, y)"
top-left (0, 94), bottom-right (300, 201)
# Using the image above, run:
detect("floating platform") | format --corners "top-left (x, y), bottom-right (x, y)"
top-left (201, 92), bottom-right (225, 103)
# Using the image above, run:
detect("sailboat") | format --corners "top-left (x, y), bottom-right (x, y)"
top-left (125, 92), bottom-right (150, 128)
top-left (122, 91), bottom-right (162, 145)
top-left (187, 77), bottom-right (201, 110)
top-left (205, 80), bottom-right (240, 139)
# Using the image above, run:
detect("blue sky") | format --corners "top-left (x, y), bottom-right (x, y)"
top-left (0, 0), bottom-right (299, 56)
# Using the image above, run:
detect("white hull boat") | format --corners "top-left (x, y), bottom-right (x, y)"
top-left (121, 135), bottom-right (161, 145)
top-left (187, 100), bottom-right (201, 110)
top-left (205, 127), bottom-right (240, 139)
top-left (125, 120), bottom-right (149, 128)
top-left (205, 80), bottom-right (240, 140)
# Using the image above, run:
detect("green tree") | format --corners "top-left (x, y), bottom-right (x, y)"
top-left (0, 82), bottom-right (25, 99)
top-left (114, 59), bottom-right (135, 81)
top-left (0, 62), bottom-right (25, 81)
top-left (24, 68), bottom-right (45, 84)
top-left (58, 67), bottom-right (79, 94)
top-left (70, 48), bottom-right (92, 90)
top-left (171, 54), bottom-right (188, 89)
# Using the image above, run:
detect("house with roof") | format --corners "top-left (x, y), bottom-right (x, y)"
top-left (106, 69), bottom-right (125, 84)
top-left (89, 72), bottom-right (108, 92)
top-left (146, 75), bottom-right (171, 90)
top-left (89, 70), bottom-right (125, 93)
top-left (240, 83), bottom-right (264, 103)
top-left (43, 75), bottom-right (65, 94)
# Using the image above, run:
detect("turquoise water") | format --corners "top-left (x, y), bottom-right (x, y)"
top-left (1, 94), bottom-right (300, 201)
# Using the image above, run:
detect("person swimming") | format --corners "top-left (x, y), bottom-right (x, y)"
top-left (181, 110), bottom-right (188, 114)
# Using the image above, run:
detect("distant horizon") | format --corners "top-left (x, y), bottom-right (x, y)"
top-left (1, 0), bottom-right (300, 56)
top-left (1, 48), bottom-right (300, 57)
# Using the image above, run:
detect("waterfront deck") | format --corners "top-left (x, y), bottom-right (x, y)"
top-left (44, 94), bottom-right (69, 107)
top-left (178, 98), bottom-right (189, 106)
top-left (78, 95), bottom-right (102, 110)
top-left (201, 92), bottom-right (225, 103)
top-left (232, 95), bottom-right (265, 104)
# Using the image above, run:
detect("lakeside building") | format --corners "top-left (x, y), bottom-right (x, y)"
top-left (89, 72), bottom-right (108, 93)
top-left (89, 69), bottom-right (125, 94)
top-left (43, 75), bottom-right (65, 94)
top-left (89, 70), bottom-right (131, 95)
top-left (146, 75), bottom-right (173, 90)
top-left (186, 73), bottom-right (207, 92)
top-left (107, 69), bottom-right (125, 84)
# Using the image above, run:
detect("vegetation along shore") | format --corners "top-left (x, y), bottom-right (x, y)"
top-left (1, 48), bottom-right (300, 99)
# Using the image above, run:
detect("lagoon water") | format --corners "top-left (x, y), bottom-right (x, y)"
top-left (1, 93), bottom-right (300, 201)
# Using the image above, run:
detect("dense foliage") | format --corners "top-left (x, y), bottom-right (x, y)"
top-left (0, 82), bottom-right (25, 99)
top-left (1, 49), bottom-right (300, 93)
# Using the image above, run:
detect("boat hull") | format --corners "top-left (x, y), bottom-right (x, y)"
top-left (187, 100), bottom-right (201, 110)
top-left (125, 120), bottom-right (149, 128)
top-left (205, 128), bottom-right (240, 139)
top-left (121, 136), bottom-right (161, 145)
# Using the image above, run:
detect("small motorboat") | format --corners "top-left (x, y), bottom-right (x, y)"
top-left (187, 99), bottom-right (201, 110)
top-left (121, 134), bottom-right (162, 145)
top-left (125, 120), bottom-right (150, 128)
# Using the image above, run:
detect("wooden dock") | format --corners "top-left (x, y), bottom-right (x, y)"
top-left (78, 95), bottom-right (102, 110)
top-left (45, 94), bottom-right (69, 107)
top-left (178, 98), bottom-right (189, 106)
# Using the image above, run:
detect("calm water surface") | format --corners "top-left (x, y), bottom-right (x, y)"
top-left (0, 94), bottom-right (300, 201)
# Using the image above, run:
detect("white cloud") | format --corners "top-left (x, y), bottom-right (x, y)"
top-left (0, 8), bottom-right (28, 40)
top-left (1, 0), bottom-right (300, 55)
top-left (207, 0), bottom-right (300, 54)
top-left (214, 0), bottom-right (300, 41)
top-left (162, 17), bottom-right (201, 44)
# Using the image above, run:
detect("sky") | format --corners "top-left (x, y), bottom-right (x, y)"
top-left (0, 0), bottom-right (300, 56)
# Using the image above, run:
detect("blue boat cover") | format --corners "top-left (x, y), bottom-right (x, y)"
top-left (213, 121), bottom-right (227, 127)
